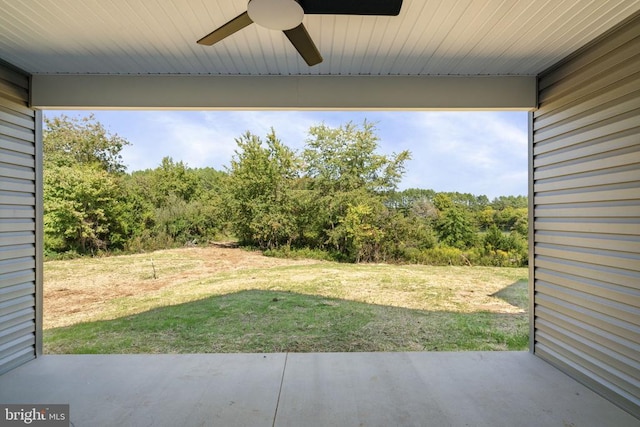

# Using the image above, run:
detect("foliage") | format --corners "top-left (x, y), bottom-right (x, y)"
top-left (42, 114), bottom-right (528, 266)
top-left (302, 121), bottom-right (410, 193)
top-left (263, 246), bottom-right (341, 262)
top-left (434, 205), bottom-right (476, 249)
top-left (227, 130), bottom-right (299, 249)
top-left (122, 161), bottom-right (229, 250)
top-left (336, 203), bottom-right (385, 263)
top-left (43, 115), bottom-right (131, 253)
top-left (44, 114), bottom-right (129, 173)
top-left (148, 157), bottom-right (200, 205)
top-left (491, 195), bottom-right (528, 210)
top-left (44, 163), bottom-right (128, 253)
top-left (297, 122), bottom-right (411, 261)
top-left (479, 225), bottom-right (528, 267)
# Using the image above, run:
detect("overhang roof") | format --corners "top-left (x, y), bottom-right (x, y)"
top-left (2, 0), bottom-right (639, 77)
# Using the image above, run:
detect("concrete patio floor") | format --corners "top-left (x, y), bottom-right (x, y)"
top-left (0, 352), bottom-right (637, 426)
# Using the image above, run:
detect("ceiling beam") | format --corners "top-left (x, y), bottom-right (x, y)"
top-left (31, 75), bottom-right (537, 110)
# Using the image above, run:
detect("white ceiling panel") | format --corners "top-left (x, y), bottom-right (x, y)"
top-left (1, 0), bottom-right (639, 76)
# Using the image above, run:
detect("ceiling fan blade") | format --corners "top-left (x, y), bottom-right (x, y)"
top-left (299, 0), bottom-right (403, 16)
top-left (284, 24), bottom-right (323, 66)
top-left (197, 11), bottom-right (253, 46)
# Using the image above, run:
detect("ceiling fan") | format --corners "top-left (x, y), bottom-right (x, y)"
top-left (197, 0), bottom-right (404, 66)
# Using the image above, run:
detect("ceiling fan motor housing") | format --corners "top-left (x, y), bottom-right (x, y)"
top-left (247, 0), bottom-right (304, 30)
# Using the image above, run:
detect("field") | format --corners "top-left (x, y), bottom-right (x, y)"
top-left (43, 245), bottom-right (529, 353)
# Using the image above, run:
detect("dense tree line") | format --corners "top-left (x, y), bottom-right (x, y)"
top-left (43, 115), bottom-right (528, 266)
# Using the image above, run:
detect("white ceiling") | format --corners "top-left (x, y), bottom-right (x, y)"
top-left (1, 0), bottom-right (639, 76)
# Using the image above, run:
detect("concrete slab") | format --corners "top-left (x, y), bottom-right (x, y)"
top-left (275, 352), bottom-right (638, 427)
top-left (0, 352), bottom-right (637, 426)
top-left (0, 354), bottom-right (286, 427)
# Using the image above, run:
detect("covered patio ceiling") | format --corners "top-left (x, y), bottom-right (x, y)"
top-left (1, 0), bottom-right (639, 77)
top-left (1, 1), bottom-right (637, 110)
top-left (2, 0), bottom-right (639, 110)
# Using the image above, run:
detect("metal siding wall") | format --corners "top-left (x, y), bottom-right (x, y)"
top-left (0, 61), bottom-right (37, 374)
top-left (533, 15), bottom-right (640, 417)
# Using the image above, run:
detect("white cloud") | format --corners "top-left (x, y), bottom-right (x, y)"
top-left (389, 111), bottom-right (528, 198)
top-left (201, 111), bottom-right (318, 152)
top-left (141, 111), bottom-right (238, 170)
top-left (44, 110), bottom-right (528, 198)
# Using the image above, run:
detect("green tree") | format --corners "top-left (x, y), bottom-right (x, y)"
top-left (227, 130), bottom-right (300, 249)
top-left (124, 162), bottom-right (230, 249)
top-left (43, 114), bottom-right (132, 254)
top-left (44, 114), bottom-right (130, 173)
top-left (44, 163), bottom-right (128, 253)
top-left (386, 188), bottom-right (437, 214)
top-left (491, 195), bottom-right (528, 210)
top-left (511, 210), bottom-right (529, 235)
top-left (433, 193), bottom-right (455, 211)
top-left (434, 205), bottom-right (476, 249)
top-left (483, 225), bottom-right (505, 252)
top-left (476, 207), bottom-right (496, 230)
top-left (149, 157), bottom-right (200, 206)
top-left (494, 206), bottom-right (528, 232)
top-left (300, 121), bottom-right (410, 254)
top-left (330, 202), bottom-right (385, 262)
top-left (303, 121), bottom-right (410, 194)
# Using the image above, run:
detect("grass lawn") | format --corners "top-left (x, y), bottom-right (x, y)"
top-left (43, 246), bottom-right (529, 353)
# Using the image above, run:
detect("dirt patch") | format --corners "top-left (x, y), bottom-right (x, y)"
top-left (44, 245), bottom-right (319, 329)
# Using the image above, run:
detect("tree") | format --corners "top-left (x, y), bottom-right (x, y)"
top-left (122, 163), bottom-right (229, 249)
top-left (300, 121), bottom-right (410, 254)
top-left (385, 188), bottom-right (436, 214)
top-left (483, 225), bottom-right (505, 252)
top-left (303, 121), bottom-right (410, 194)
top-left (434, 199), bottom-right (476, 249)
top-left (44, 163), bottom-right (128, 253)
top-left (227, 130), bottom-right (300, 249)
top-left (44, 114), bottom-right (129, 173)
top-left (329, 202), bottom-right (385, 262)
top-left (494, 206), bottom-right (528, 232)
top-left (491, 195), bottom-right (528, 210)
top-left (43, 114), bottom-right (132, 253)
top-left (147, 157), bottom-right (200, 206)
top-left (476, 207), bottom-right (496, 230)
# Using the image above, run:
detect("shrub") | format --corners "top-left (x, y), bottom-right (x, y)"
top-left (398, 246), bottom-right (470, 266)
top-left (263, 246), bottom-right (343, 262)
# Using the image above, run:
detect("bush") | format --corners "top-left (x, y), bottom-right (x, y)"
top-left (267, 245), bottom-right (471, 266)
top-left (44, 248), bottom-right (82, 261)
top-left (434, 206), bottom-right (477, 249)
top-left (124, 230), bottom-right (177, 253)
top-left (398, 246), bottom-right (471, 266)
top-left (263, 246), bottom-right (344, 262)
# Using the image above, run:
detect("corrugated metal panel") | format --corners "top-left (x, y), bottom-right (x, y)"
top-left (0, 0), bottom-right (639, 76)
top-left (0, 60), bottom-right (37, 375)
top-left (533, 13), bottom-right (640, 418)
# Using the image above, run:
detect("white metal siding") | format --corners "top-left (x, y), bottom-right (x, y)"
top-left (533, 14), bottom-right (640, 417)
top-left (0, 61), bottom-right (38, 375)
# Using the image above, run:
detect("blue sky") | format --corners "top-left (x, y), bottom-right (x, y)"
top-left (43, 110), bottom-right (529, 200)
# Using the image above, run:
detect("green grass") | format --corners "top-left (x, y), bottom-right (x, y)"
top-left (43, 247), bottom-right (529, 354)
top-left (45, 289), bottom-right (528, 353)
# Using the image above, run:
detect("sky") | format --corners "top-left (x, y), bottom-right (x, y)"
top-left (43, 110), bottom-right (529, 200)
